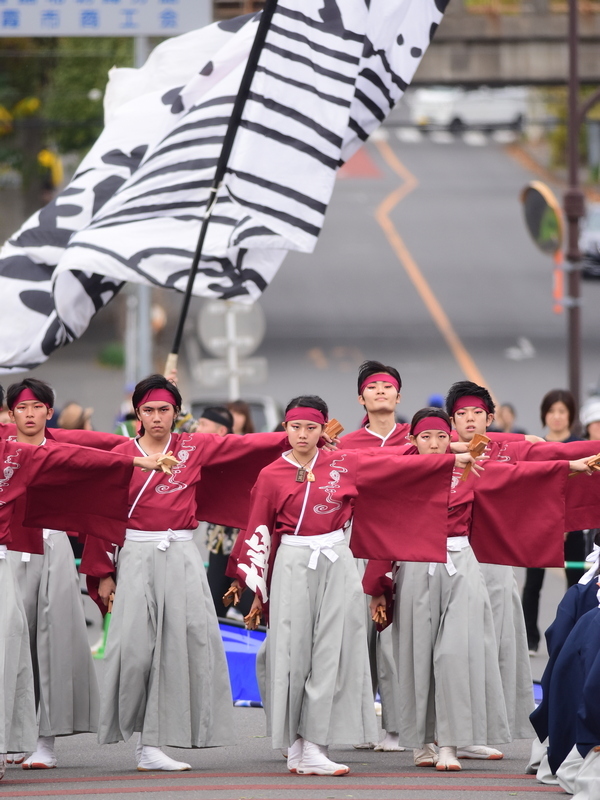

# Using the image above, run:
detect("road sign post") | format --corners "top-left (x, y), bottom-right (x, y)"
top-left (197, 300), bottom-right (267, 400)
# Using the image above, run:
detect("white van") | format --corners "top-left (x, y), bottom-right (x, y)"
top-left (408, 86), bottom-right (528, 131)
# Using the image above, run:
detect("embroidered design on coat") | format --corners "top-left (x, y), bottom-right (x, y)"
top-left (314, 453), bottom-right (348, 515)
top-left (0, 449), bottom-right (22, 495)
top-left (238, 524), bottom-right (271, 601)
top-left (155, 436), bottom-right (195, 494)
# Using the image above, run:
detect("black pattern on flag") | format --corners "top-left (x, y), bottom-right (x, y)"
top-left (0, 0), bottom-right (446, 372)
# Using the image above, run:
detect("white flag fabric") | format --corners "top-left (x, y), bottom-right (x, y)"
top-left (0, 0), bottom-right (447, 372)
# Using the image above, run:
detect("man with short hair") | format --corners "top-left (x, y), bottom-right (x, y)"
top-left (5, 378), bottom-right (100, 770)
top-left (81, 376), bottom-right (293, 771)
top-left (0, 383), bottom-right (161, 781)
top-left (340, 361), bottom-right (406, 752)
top-left (445, 380), bottom-right (534, 748)
top-left (344, 360), bottom-right (408, 447)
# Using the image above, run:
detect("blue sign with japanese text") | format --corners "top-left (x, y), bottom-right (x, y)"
top-left (0, 0), bottom-right (209, 35)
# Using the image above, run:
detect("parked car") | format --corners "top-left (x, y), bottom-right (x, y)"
top-left (407, 86), bottom-right (528, 131)
top-left (581, 203), bottom-right (600, 279)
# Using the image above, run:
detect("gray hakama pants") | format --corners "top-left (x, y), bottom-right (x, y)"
top-left (377, 627), bottom-right (401, 734)
top-left (356, 558), bottom-right (400, 735)
top-left (99, 539), bottom-right (233, 748)
top-left (7, 532), bottom-right (99, 737)
top-left (479, 563), bottom-right (535, 739)
top-left (393, 547), bottom-right (510, 748)
top-left (0, 555), bottom-right (37, 753)
top-left (266, 539), bottom-right (378, 749)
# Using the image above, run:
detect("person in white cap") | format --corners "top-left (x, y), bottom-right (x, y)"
top-left (580, 396), bottom-right (600, 442)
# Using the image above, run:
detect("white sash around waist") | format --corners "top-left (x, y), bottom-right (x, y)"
top-left (19, 528), bottom-right (65, 562)
top-left (281, 529), bottom-right (345, 570)
top-left (428, 536), bottom-right (471, 577)
top-left (125, 528), bottom-right (194, 551)
top-left (0, 544), bottom-right (6, 560)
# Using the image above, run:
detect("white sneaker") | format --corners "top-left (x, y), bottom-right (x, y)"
top-left (137, 746), bottom-right (191, 771)
top-left (414, 743), bottom-right (438, 767)
top-left (436, 745), bottom-right (462, 771)
top-left (135, 734), bottom-right (143, 765)
top-left (6, 753), bottom-right (26, 764)
top-left (297, 741), bottom-right (349, 776)
top-left (457, 745), bottom-right (503, 760)
top-left (0, 754), bottom-right (6, 781)
top-left (374, 732), bottom-right (406, 752)
top-left (287, 738), bottom-right (304, 773)
top-left (22, 737), bottom-right (57, 770)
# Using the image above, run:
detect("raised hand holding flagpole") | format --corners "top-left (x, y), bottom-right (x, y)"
top-left (164, 0), bottom-right (279, 375)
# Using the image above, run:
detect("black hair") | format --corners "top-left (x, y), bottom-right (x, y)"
top-left (540, 389), bottom-right (576, 429)
top-left (410, 407), bottom-right (452, 436)
top-left (132, 374), bottom-right (182, 435)
top-left (445, 380), bottom-right (495, 417)
top-left (357, 360), bottom-right (402, 395)
top-left (201, 406), bottom-right (234, 434)
top-left (6, 378), bottom-right (55, 410)
top-left (0, 384), bottom-right (3, 407)
top-left (285, 395), bottom-right (328, 420)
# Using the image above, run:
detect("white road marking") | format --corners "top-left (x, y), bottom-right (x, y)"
top-left (395, 128), bottom-right (424, 143)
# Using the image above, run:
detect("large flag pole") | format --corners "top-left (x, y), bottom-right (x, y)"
top-left (165, 0), bottom-right (279, 376)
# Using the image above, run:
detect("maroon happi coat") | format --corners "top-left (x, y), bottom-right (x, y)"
top-left (80, 430), bottom-right (291, 610)
top-left (228, 449), bottom-right (455, 604)
top-left (0, 438), bottom-right (134, 551)
top-left (363, 457), bottom-right (574, 598)
top-left (470, 438), bottom-right (600, 535)
top-left (0, 422), bottom-right (125, 451)
top-left (341, 422), bottom-right (411, 449)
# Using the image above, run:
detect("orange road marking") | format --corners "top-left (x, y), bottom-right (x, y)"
top-left (373, 138), bottom-right (490, 390)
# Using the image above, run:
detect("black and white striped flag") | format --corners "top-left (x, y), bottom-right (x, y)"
top-left (0, 0), bottom-right (447, 372)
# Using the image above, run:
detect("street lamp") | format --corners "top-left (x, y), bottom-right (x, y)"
top-left (564, 0), bottom-right (600, 411)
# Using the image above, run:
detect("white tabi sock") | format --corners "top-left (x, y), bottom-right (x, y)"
top-left (137, 746), bottom-right (191, 772)
top-left (374, 732), bottom-right (406, 752)
top-left (23, 737), bottom-right (57, 770)
top-left (297, 741), bottom-right (349, 776)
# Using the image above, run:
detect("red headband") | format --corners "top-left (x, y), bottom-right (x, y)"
top-left (137, 388), bottom-right (178, 408)
top-left (9, 388), bottom-right (51, 410)
top-left (412, 416), bottom-right (452, 438)
top-left (360, 373), bottom-right (400, 395)
top-left (452, 396), bottom-right (490, 415)
top-left (285, 407), bottom-right (328, 425)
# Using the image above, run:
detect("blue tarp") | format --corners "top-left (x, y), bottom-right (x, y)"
top-left (219, 620), bottom-right (265, 706)
top-left (219, 620), bottom-right (544, 711)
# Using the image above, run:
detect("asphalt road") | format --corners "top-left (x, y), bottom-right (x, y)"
top-left (251, 128), bottom-right (600, 436)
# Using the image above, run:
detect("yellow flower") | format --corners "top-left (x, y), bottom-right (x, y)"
top-left (37, 149), bottom-right (64, 187)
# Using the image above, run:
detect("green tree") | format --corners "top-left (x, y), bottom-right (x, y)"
top-left (0, 37), bottom-right (134, 215)
top-left (44, 37), bottom-right (133, 153)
